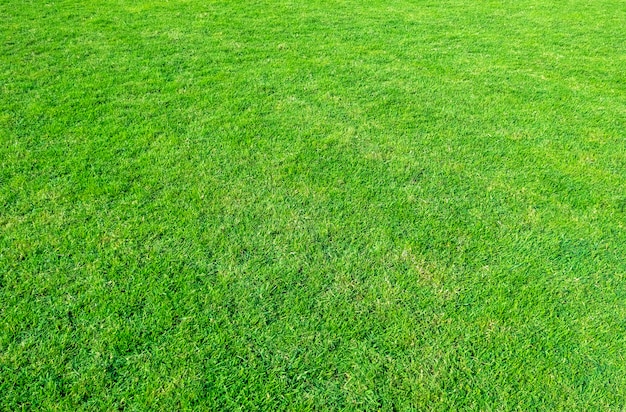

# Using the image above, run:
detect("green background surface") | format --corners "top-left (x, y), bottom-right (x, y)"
top-left (1, 0), bottom-right (626, 409)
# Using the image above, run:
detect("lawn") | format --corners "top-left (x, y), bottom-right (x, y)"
top-left (1, 0), bottom-right (626, 409)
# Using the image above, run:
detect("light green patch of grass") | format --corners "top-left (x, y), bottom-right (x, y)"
top-left (2, 0), bottom-right (626, 409)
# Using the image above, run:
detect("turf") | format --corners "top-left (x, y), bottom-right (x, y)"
top-left (2, 0), bottom-right (626, 409)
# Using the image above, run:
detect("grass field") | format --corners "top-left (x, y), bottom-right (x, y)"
top-left (2, 0), bottom-right (626, 409)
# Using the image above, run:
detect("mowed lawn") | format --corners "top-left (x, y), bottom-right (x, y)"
top-left (2, 0), bottom-right (626, 409)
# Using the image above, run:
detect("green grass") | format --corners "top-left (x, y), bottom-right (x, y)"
top-left (2, 0), bottom-right (626, 409)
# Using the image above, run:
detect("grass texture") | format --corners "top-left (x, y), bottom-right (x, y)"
top-left (2, 0), bottom-right (626, 409)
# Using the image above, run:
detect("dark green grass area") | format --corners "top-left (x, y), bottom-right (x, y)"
top-left (2, 0), bottom-right (626, 409)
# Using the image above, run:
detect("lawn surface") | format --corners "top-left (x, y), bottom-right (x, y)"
top-left (2, 0), bottom-right (626, 409)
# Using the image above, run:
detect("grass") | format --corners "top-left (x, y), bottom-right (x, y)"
top-left (1, 0), bottom-right (626, 409)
